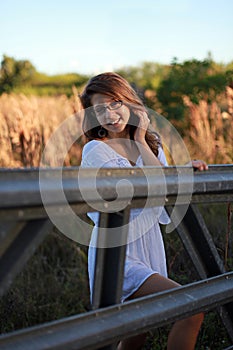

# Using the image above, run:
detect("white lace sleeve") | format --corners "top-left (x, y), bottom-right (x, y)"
top-left (81, 140), bottom-right (112, 167)
top-left (81, 140), bottom-right (129, 168)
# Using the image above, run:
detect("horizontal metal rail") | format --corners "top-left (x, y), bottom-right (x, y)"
top-left (0, 273), bottom-right (232, 350)
top-left (0, 164), bottom-right (232, 348)
top-left (0, 165), bottom-right (232, 220)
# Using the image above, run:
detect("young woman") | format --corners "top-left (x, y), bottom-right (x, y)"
top-left (80, 72), bottom-right (207, 350)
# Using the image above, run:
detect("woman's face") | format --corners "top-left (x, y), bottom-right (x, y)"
top-left (91, 93), bottom-right (130, 137)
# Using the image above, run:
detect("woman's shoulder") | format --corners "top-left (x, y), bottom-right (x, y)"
top-left (81, 139), bottom-right (116, 167)
top-left (83, 139), bottom-right (102, 149)
top-left (82, 139), bottom-right (109, 154)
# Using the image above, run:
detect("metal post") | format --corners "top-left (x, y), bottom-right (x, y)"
top-left (166, 204), bottom-right (233, 341)
top-left (91, 209), bottom-right (130, 350)
top-left (0, 219), bottom-right (54, 297)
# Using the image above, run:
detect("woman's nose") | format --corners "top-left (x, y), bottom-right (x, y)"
top-left (105, 108), bottom-right (115, 119)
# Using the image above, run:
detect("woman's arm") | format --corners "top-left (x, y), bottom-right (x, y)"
top-left (133, 110), bottom-right (164, 166)
top-left (133, 109), bottom-right (208, 171)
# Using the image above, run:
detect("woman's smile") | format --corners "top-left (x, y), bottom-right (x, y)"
top-left (106, 116), bottom-right (121, 126)
top-left (91, 93), bottom-right (130, 138)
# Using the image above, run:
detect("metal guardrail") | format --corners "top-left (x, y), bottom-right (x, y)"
top-left (0, 164), bottom-right (233, 349)
top-left (0, 273), bottom-right (232, 350)
top-left (0, 165), bottom-right (232, 219)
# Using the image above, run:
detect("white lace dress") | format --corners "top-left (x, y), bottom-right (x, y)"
top-left (81, 140), bottom-right (170, 302)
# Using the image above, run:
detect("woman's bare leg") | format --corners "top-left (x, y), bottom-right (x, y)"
top-left (167, 313), bottom-right (204, 350)
top-left (118, 273), bottom-right (204, 350)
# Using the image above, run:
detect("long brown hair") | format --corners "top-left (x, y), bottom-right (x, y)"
top-left (79, 72), bottom-right (161, 156)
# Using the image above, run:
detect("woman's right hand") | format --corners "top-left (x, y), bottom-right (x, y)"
top-left (133, 109), bottom-right (150, 144)
top-left (192, 159), bottom-right (208, 171)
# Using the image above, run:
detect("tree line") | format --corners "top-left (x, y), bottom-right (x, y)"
top-left (1, 54), bottom-right (233, 123)
top-left (0, 55), bottom-right (88, 96)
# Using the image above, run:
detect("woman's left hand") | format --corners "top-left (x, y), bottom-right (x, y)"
top-left (192, 159), bottom-right (208, 171)
top-left (133, 109), bottom-right (150, 143)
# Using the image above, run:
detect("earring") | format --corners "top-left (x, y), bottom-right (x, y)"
top-left (98, 127), bottom-right (107, 138)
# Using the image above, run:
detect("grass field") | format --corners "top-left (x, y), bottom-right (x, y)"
top-left (0, 89), bottom-right (232, 168)
top-left (0, 90), bottom-right (232, 349)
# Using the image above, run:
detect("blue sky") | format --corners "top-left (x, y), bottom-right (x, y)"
top-left (0, 0), bottom-right (232, 75)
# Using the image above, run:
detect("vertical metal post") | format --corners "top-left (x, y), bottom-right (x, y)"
top-left (92, 209), bottom-right (130, 350)
top-left (0, 219), bottom-right (54, 297)
top-left (166, 204), bottom-right (233, 341)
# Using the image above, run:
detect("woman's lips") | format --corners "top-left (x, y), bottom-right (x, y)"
top-left (107, 117), bottom-right (121, 125)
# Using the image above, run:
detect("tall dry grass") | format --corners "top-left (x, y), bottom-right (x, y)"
top-left (0, 87), bottom-right (232, 167)
top-left (0, 87), bottom-right (84, 167)
top-left (183, 87), bottom-right (233, 164)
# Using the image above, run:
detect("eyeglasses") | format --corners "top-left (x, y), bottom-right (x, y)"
top-left (94, 100), bottom-right (123, 116)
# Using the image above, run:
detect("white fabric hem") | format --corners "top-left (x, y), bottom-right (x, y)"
top-left (121, 271), bottom-right (158, 302)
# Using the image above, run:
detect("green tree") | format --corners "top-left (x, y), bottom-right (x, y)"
top-left (156, 58), bottom-right (229, 121)
top-left (117, 62), bottom-right (169, 90)
top-left (0, 55), bottom-right (36, 93)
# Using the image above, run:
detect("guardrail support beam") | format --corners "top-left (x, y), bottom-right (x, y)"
top-left (166, 203), bottom-right (233, 341)
top-left (0, 219), bottom-right (54, 297)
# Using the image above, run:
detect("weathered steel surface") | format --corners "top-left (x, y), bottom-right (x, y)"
top-left (0, 165), bottom-right (232, 220)
top-left (0, 273), bottom-right (232, 350)
top-left (0, 165), bottom-right (232, 348)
